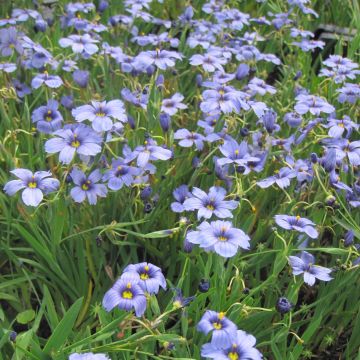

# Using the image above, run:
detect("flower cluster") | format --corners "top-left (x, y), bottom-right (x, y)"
top-left (197, 310), bottom-right (262, 359)
top-left (102, 262), bottom-right (166, 317)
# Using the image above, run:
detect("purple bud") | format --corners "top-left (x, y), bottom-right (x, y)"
top-left (293, 71), bottom-right (302, 81)
top-left (183, 236), bottom-right (194, 253)
top-left (262, 109), bottom-right (278, 134)
top-left (98, 0), bottom-right (109, 12)
top-left (235, 63), bottom-right (250, 80)
top-left (196, 74), bottom-right (203, 87)
top-left (144, 202), bottom-right (153, 213)
top-left (159, 113), bottom-right (171, 132)
top-left (322, 149), bottom-right (337, 173)
top-left (146, 65), bottom-right (156, 76)
top-left (344, 230), bottom-right (354, 247)
top-left (240, 127), bottom-right (249, 137)
top-left (156, 74), bottom-right (165, 89)
top-left (9, 331), bottom-right (17, 342)
top-left (61, 95), bottom-right (74, 109)
top-left (73, 70), bottom-right (89, 88)
top-left (198, 279), bottom-right (210, 293)
top-left (140, 186), bottom-right (152, 201)
top-left (34, 19), bottom-right (47, 32)
top-left (276, 297), bottom-right (293, 314)
top-left (192, 156), bottom-right (200, 168)
top-left (128, 115), bottom-right (135, 129)
top-left (310, 153), bottom-right (318, 164)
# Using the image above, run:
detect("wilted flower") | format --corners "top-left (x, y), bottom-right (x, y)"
top-left (102, 272), bottom-right (147, 317)
top-left (122, 262), bottom-right (166, 294)
top-left (4, 169), bottom-right (59, 207)
top-left (70, 168), bottom-right (107, 205)
top-left (289, 251), bottom-right (332, 286)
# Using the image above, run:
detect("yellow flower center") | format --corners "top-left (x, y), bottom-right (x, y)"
top-left (296, 215), bottom-right (301, 221)
top-left (339, 123), bottom-right (344, 128)
top-left (140, 273), bottom-right (149, 280)
top-left (122, 290), bottom-right (133, 299)
top-left (212, 322), bottom-right (222, 330)
top-left (72, 140), bottom-right (80, 148)
top-left (207, 204), bottom-right (214, 210)
top-left (81, 180), bottom-right (91, 191)
top-left (28, 182), bottom-right (37, 188)
top-left (96, 112), bottom-right (105, 117)
top-left (234, 149), bottom-right (239, 155)
top-left (228, 352), bottom-right (239, 360)
top-left (218, 236), bottom-right (227, 242)
top-left (173, 300), bottom-right (182, 309)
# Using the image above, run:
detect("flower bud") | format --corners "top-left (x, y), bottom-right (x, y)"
top-left (276, 297), bottom-right (293, 314)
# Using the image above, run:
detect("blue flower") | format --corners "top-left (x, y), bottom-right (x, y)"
top-left (70, 168), bottom-right (107, 205)
top-left (323, 116), bottom-right (358, 138)
top-left (289, 251), bottom-right (333, 286)
top-left (197, 311), bottom-right (237, 349)
top-left (161, 93), bottom-right (187, 116)
top-left (294, 94), bottom-right (335, 115)
top-left (190, 53), bottom-right (227, 72)
top-left (0, 27), bottom-right (23, 56)
top-left (59, 34), bottom-right (99, 58)
top-left (69, 353), bottom-right (109, 360)
top-left (186, 220), bottom-right (250, 258)
top-left (275, 214), bottom-right (319, 239)
top-left (248, 77), bottom-right (276, 96)
top-left (217, 139), bottom-right (259, 169)
top-left (122, 262), bottom-right (166, 294)
top-left (102, 272), bottom-right (147, 317)
top-left (257, 167), bottom-right (296, 189)
top-left (201, 329), bottom-right (263, 360)
top-left (135, 49), bottom-right (182, 70)
top-left (4, 169), bottom-right (59, 207)
top-left (103, 158), bottom-right (140, 190)
top-left (172, 288), bottom-right (195, 308)
top-left (72, 100), bottom-right (127, 132)
top-left (171, 185), bottom-right (192, 213)
top-left (183, 186), bottom-right (238, 220)
top-left (337, 83), bottom-right (360, 104)
top-left (45, 124), bottom-right (102, 164)
top-left (174, 129), bottom-right (205, 151)
top-left (31, 100), bottom-right (63, 134)
top-left (31, 71), bottom-right (63, 89)
top-left (133, 139), bottom-right (172, 168)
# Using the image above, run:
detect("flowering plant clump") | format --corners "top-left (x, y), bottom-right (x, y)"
top-left (1, 0), bottom-right (359, 359)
